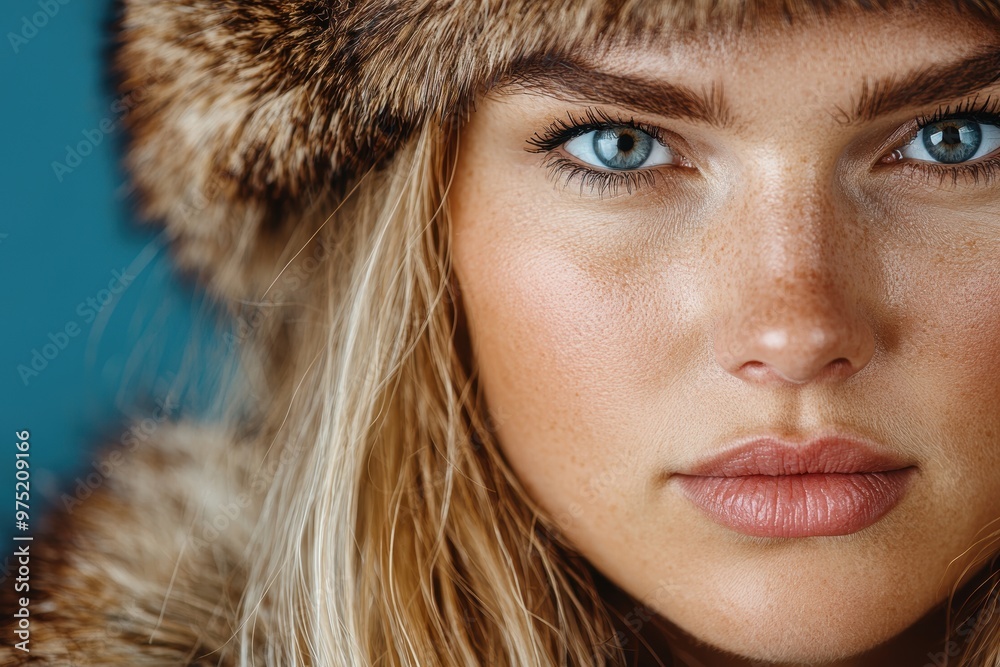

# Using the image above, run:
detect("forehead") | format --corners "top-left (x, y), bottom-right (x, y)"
top-left (592, 6), bottom-right (999, 98)
top-left (489, 5), bottom-right (1000, 135)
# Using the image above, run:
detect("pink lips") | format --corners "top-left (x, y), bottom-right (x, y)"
top-left (671, 436), bottom-right (916, 538)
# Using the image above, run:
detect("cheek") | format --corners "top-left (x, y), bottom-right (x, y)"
top-left (898, 257), bottom-right (1000, 505)
top-left (450, 201), bottom-right (698, 540)
top-left (456, 237), bottom-right (630, 495)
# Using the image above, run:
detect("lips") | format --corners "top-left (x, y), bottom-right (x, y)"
top-left (670, 435), bottom-right (917, 538)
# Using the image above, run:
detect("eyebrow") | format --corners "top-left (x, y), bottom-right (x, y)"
top-left (487, 54), bottom-right (732, 128)
top-left (845, 46), bottom-right (1000, 124)
top-left (487, 47), bottom-right (1000, 128)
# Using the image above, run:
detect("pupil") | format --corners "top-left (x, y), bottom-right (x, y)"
top-left (941, 126), bottom-right (962, 146)
top-left (617, 134), bottom-right (635, 152)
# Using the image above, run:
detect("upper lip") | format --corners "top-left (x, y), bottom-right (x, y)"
top-left (678, 432), bottom-right (916, 477)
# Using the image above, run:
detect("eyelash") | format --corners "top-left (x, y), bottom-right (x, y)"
top-left (526, 99), bottom-right (1000, 196)
top-left (526, 107), bottom-right (675, 198)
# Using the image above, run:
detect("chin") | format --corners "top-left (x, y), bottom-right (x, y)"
top-left (697, 622), bottom-right (890, 666)
top-left (650, 557), bottom-right (935, 666)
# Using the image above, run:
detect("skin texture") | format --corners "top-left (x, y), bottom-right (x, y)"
top-left (448, 6), bottom-right (1000, 667)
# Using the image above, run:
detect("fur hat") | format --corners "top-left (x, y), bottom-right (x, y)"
top-left (112, 0), bottom-right (999, 300)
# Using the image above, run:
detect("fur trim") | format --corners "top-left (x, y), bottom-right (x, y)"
top-left (111, 0), bottom-right (1000, 300)
top-left (0, 423), bottom-right (263, 665)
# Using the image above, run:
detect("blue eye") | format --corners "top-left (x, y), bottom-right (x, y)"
top-left (564, 126), bottom-right (675, 171)
top-left (901, 118), bottom-right (1000, 164)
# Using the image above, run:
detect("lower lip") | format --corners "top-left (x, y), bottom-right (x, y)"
top-left (672, 469), bottom-right (916, 538)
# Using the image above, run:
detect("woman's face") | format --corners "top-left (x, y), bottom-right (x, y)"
top-left (449, 5), bottom-right (1000, 665)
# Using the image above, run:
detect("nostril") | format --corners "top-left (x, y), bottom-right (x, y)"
top-left (737, 361), bottom-right (772, 382)
top-left (828, 357), bottom-right (858, 377)
top-left (738, 357), bottom-right (855, 385)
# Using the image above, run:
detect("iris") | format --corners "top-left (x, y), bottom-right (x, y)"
top-left (592, 128), bottom-right (655, 170)
top-left (922, 119), bottom-right (982, 164)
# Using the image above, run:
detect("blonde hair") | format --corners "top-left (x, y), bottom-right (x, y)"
top-left (189, 5), bottom-right (1000, 666)
top-left (218, 119), bottom-right (620, 666)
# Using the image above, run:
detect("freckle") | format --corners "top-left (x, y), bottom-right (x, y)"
top-left (715, 244), bottom-right (727, 263)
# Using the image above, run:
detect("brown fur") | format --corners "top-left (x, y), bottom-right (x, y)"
top-left (0, 424), bottom-right (265, 665)
top-left (5, 1), bottom-right (1000, 664)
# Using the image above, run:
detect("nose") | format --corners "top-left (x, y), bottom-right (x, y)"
top-left (712, 204), bottom-right (876, 387)
top-left (714, 280), bottom-right (876, 385)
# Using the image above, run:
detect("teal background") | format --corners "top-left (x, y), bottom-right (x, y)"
top-left (0, 0), bottom-right (229, 575)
